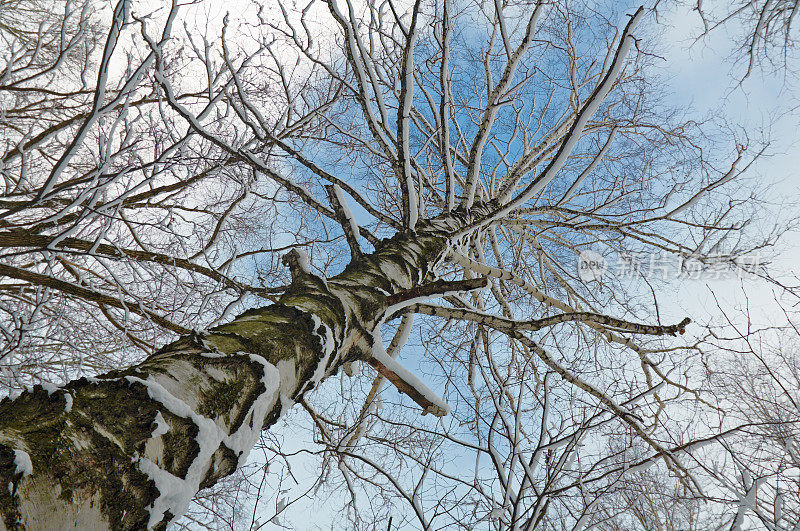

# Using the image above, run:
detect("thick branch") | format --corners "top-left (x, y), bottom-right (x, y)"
top-left (409, 303), bottom-right (690, 336)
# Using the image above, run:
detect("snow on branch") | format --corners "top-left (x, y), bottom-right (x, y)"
top-left (0, 262), bottom-right (189, 335)
top-left (359, 278), bottom-right (488, 417)
top-left (450, 252), bottom-right (574, 313)
top-left (449, 251), bottom-right (687, 339)
top-left (408, 304), bottom-right (691, 337)
top-left (367, 327), bottom-right (450, 417)
top-left (346, 314), bottom-right (414, 446)
top-left (281, 248), bottom-right (314, 279)
top-left (456, 7), bottom-right (645, 235)
top-left (326, 184), bottom-right (363, 259)
top-left (397, 0), bottom-right (423, 230)
top-left (450, 250), bottom-right (701, 402)
top-left (138, 19), bottom-right (341, 226)
top-left (461, 2), bottom-right (545, 208)
top-left (326, 0), bottom-right (398, 161)
top-left (263, 131), bottom-right (397, 235)
top-left (38, 0), bottom-right (141, 202)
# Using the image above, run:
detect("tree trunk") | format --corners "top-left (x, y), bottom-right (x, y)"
top-left (0, 210), bottom-right (480, 530)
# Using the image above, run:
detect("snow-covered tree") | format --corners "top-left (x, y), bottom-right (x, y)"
top-left (0, 0), bottom-right (783, 528)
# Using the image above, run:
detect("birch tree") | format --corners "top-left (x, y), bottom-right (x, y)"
top-left (0, 0), bottom-right (778, 528)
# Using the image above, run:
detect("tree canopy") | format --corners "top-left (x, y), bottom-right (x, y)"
top-left (0, 0), bottom-right (797, 529)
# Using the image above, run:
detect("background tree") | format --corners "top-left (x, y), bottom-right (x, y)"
top-left (0, 0), bottom-right (786, 529)
top-left (689, 0), bottom-right (800, 80)
top-left (683, 292), bottom-right (800, 530)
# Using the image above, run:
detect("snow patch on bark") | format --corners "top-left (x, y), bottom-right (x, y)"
top-left (293, 248), bottom-right (312, 275)
top-left (199, 351), bottom-right (228, 359)
top-left (227, 353), bottom-right (281, 457)
top-left (40, 381), bottom-right (58, 395)
top-left (276, 359), bottom-right (298, 413)
top-left (63, 392), bottom-right (73, 413)
top-left (126, 353), bottom-right (282, 529)
top-left (151, 412), bottom-right (169, 438)
top-left (376, 260), bottom-right (413, 290)
top-left (13, 449), bottom-right (32, 477)
top-left (311, 317), bottom-right (334, 383)
top-left (126, 376), bottom-right (193, 418)
top-left (135, 456), bottom-right (194, 528)
top-left (299, 314), bottom-right (338, 396)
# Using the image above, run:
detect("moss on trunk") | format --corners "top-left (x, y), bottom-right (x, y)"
top-left (0, 208), bottom-right (488, 529)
